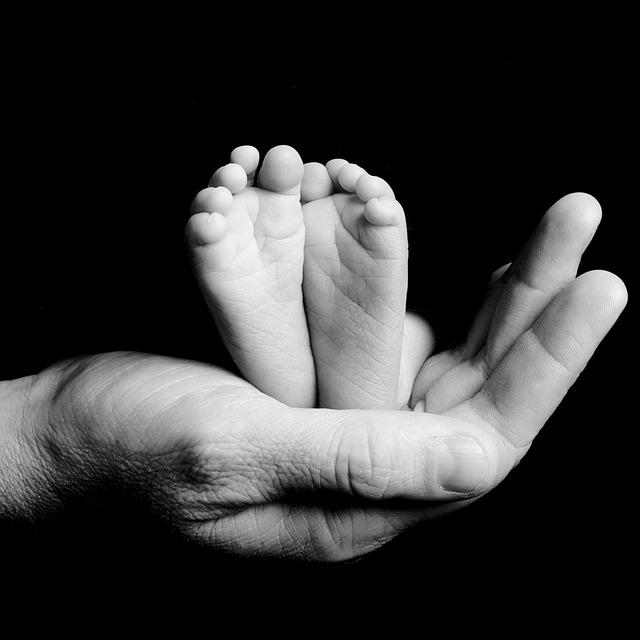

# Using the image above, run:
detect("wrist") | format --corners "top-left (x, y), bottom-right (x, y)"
top-left (0, 359), bottom-right (108, 523)
top-left (0, 373), bottom-right (59, 521)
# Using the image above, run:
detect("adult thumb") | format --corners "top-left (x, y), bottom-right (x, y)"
top-left (251, 405), bottom-right (497, 503)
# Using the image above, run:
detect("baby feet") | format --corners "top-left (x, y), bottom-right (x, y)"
top-left (302, 160), bottom-right (408, 409)
top-left (186, 145), bottom-right (316, 407)
top-left (186, 145), bottom-right (408, 410)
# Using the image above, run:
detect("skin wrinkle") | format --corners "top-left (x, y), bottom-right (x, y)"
top-left (340, 421), bottom-right (395, 501)
top-left (61, 355), bottom-right (148, 420)
top-left (297, 507), bottom-right (335, 561)
top-left (528, 326), bottom-right (575, 378)
top-left (306, 258), bottom-right (405, 320)
top-left (307, 284), bottom-right (403, 341)
top-left (308, 305), bottom-right (398, 355)
top-left (69, 362), bottom-right (187, 442)
top-left (114, 372), bottom-right (218, 432)
top-left (313, 352), bottom-right (391, 397)
top-left (216, 305), bottom-right (303, 334)
top-left (324, 509), bottom-right (356, 560)
top-left (198, 233), bottom-right (305, 280)
top-left (314, 321), bottom-right (398, 364)
top-left (463, 387), bottom-right (518, 447)
top-left (213, 504), bottom-right (304, 559)
top-left (217, 269), bottom-right (304, 296)
top-left (471, 337), bottom-right (568, 449)
top-left (324, 418), bottom-right (351, 497)
top-left (169, 438), bottom-right (276, 520)
top-left (274, 510), bottom-right (294, 555)
top-left (257, 426), bottom-right (309, 496)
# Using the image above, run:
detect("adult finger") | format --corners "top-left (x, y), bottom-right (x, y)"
top-left (479, 192), bottom-right (601, 366)
top-left (422, 193), bottom-right (602, 413)
top-left (447, 270), bottom-right (627, 450)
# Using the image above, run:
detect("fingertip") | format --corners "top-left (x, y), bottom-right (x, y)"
top-left (577, 269), bottom-right (629, 313)
top-left (546, 192), bottom-right (603, 244)
top-left (559, 191), bottom-right (602, 215)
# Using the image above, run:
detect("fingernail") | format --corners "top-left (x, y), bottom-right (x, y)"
top-left (437, 437), bottom-right (489, 494)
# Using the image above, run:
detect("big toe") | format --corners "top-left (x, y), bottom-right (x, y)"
top-left (258, 145), bottom-right (304, 194)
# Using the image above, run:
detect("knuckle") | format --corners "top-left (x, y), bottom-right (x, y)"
top-left (334, 419), bottom-right (396, 501)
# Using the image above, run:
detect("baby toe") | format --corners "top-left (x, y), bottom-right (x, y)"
top-left (257, 145), bottom-right (304, 194)
top-left (301, 162), bottom-right (334, 202)
top-left (363, 196), bottom-right (404, 226)
top-left (325, 158), bottom-right (349, 188)
top-left (230, 145), bottom-right (260, 183)
top-left (356, 174), bottom-right (395, 202)
top-left (338, 163), bottom-right (367, 192)
top-left (191, 186), bottom-right (234, 213)
top-left (185, 211), bottom-right (228, 246)
top-left (209, 163), bottom-right (247, 194)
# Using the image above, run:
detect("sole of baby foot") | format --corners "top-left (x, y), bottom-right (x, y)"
top-left (186, 144), bottom-right (316, 408)
top-left (301, 160), bottom-right (408, 410)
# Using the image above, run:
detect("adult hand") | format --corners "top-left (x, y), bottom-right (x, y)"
top-left (397, 193), bottom-right (627, 518)
top-left (1, 352), bottom-right (501, 560)
top-left (0, 193), bottom-right (625, 562)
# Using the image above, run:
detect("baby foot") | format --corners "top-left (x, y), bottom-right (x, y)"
top-left (186, 145), bottom-right (316, 407)
top-left (301, 160), bottom-right (408, 409)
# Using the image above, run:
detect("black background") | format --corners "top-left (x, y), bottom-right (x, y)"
top-left (1, 32), bottom-right (637, 621)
